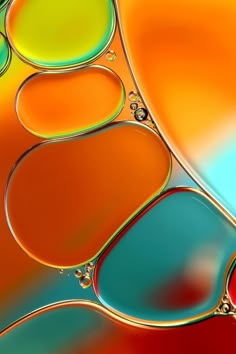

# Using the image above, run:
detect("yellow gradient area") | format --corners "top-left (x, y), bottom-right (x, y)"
top-left (6, 0), bottom-right (115, 69)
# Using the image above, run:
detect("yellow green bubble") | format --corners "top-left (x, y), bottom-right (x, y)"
top-left (6, 0), bottom-right (115, 70)
top-left (0, 31), bottom-right (11, 76)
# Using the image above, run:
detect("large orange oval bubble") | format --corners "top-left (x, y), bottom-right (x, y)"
top-left (116, 0), bottom-right (236, 221)
top-left (5, 121), bottom-right (171, 268)
top-left (16, 66), bottom-right (125, 138)
top-left (6, 0), bottom-right (115, 69)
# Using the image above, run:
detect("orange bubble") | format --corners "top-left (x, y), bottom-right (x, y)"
top-left (6, 121), bottom-right (171, 268)
top-left (16, 66), bottom-right (125, 138)
top-left (117, 0), bottom-right (236, 220)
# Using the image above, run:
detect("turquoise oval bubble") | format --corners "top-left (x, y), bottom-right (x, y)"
top-left (0, 32), bottom-right (11, 76)
top-left (94, 188), bottom-right (236, 327)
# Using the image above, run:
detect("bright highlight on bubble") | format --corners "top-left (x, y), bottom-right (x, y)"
top-left (16, 66), bottom-right (125, 138)
top-left (0, 32), bottom-right (11, 76)
top-left (6, 0), bottom-right (115, 69)
top-left (5, 122), bottom-right (171, 268)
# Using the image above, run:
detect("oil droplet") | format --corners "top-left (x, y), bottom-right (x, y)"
top-left (130, 103), bottom-right (138, 110)
top-left (75, 269), bottom-right (83, 279)
top-left (134, 108), bottom-right (148, 121)
top-left (117, 0), bottom-right (236, 218)
top-left (94, 188), bottom-right (236, 326)
top-left (0, 32), bottom-right (11, 76)
top-left (79, 275), bottom-right (92, 289)
top-left (59, 269), bottom-right (64, 274)
top-left (2, 301), bottom-right (236, 353)
top-left (221, 303), bottom-right (230, 314)
top-left (6, 0), bottom-right (115, 69)
top-left (5, 121), bottom-right (171, 268)
top-left (16, 66), bottom-right (125, 138)
top-left (0, 0), bottom-right (9, 11)
top-left (128, 91), bottom-right (140, 102)
top-left (106, 50), bottom-right (116, 61)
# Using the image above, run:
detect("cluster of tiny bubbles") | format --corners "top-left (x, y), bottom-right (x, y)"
top-left (85, 261), bottom-right (95, 271)
top-left (105, 50), bottom-right (116, 61)
top-left (73, 262), bottom-right (95, 289)
top-left (128, 90), bottom-right (140, 102)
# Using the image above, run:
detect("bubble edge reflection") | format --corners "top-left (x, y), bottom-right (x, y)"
top-left (93, 186), bottom-right (236, 327)
top-left (5, 0), bottom-right (117, 71)
top-left (4, 120), bottom-right (172, 269)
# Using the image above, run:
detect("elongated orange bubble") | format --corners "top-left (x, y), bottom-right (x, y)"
top-left (5, 122), bottom-right (171, 268)
top-left (16, 66), bottom-right (125, 138)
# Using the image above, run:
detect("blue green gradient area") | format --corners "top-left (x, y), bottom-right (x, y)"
top-left (0, 31), bottom-right (11, 75)
top-left (0, 269), bottom-right (97, 332)
top-left (96, 189), bottom-right (236, 325)
top-left (0, 304), bottom-right (106, 354)
top-left (202, 141), bottom-right (236, 219)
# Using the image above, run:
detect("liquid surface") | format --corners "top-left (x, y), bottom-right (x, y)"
top-left (227, 261), bottom-right (236, 306)
top-left (95, 188), bottom-right (236, 326)
top-left (0, 0), bottom-right (9, 11)
top-left (0, 31), bottom-right (10, 75)
top-left (5, 122), bottom-right (171, 268)
top-left (6, 0), bottom-right (115, 69)
top-left (117, 0), bottom-right (236, 220)
top-left (2, 300), bottom-right (236, 354)
top-left (16, 66), bottom-right (125, 138)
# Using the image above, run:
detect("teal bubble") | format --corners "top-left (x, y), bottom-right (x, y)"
top-left (94, 188), bottom-right (236, 327)
top-left (0, 31), bottom-right (11, 76)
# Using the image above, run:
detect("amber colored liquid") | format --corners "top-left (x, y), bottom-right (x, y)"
top-left (16, 66), bottom-right (125, 138)
top-left (118, 0), bottom-right (236, 148)
top-left (6, 122), bottom-right (171, 268)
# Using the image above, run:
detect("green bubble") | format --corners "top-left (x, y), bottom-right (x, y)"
top-left (0, 31), bottom-right (11, 76)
